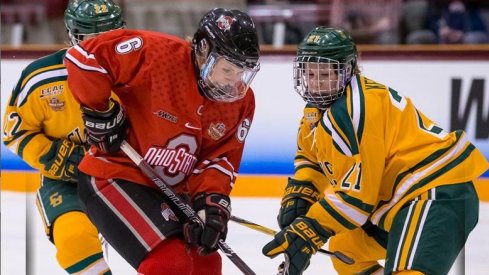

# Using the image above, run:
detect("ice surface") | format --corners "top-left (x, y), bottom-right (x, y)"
top-left (1, 192), bottom-right (487, 274)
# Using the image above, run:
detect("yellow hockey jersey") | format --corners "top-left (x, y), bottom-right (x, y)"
top-left (295, 74), bottom-right (489, 233)
top-left (2, 49), bottom-right (85, 179)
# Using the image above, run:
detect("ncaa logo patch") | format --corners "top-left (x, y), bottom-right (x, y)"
top-left (208, 122), bottom-right (226, 140)
top-left (48, 97), bottom-right (65, 111)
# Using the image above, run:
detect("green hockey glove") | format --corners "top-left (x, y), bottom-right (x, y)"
top-left (263, 216), bottom-right (333, 275)
top-left (278, 178), bottom-right (321, 229)
top-left (40, 139), bottom-right (88, 182)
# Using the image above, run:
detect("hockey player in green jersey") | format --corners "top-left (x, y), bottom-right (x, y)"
top-left (2, 1), bottom-right (124, 273)
top-left (262, 27), bottom-right (489, 275)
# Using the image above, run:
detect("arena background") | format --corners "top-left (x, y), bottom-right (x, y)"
top-left (2, 46), bottom-right (488, 200)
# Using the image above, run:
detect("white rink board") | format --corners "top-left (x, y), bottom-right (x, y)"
top-left (2, 58), bottom-right (488, 175)
top-left (1, 191), bottom-right (488, 275)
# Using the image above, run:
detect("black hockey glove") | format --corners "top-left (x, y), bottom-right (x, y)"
top-left (81, 99), bottom-right (128, 154)
top-left (40, 139), bottom-right (89, 182)
top-left (278, 178), bottom-right (322, 229)
top-left (263, 216), bottom-right (333, 275)
top-left (184, 193), bottom-right (231, 255)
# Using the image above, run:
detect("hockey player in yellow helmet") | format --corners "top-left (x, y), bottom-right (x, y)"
top-left (2, 0), bottom-right (123, 273)
top-left (263, 27), bottom-right (488, 275)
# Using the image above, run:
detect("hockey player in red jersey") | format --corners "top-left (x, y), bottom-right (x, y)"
top-left (64, 8), bottom-right (260, 275)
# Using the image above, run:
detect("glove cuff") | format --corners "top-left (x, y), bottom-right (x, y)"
top-left (282, 178), bottom-right (322, 204)
top-left (193, 193), bottom-right (231, 218)
top-left (81, 98), bottom-right (119, 117)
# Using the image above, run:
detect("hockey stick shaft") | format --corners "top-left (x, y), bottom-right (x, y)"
top-left (120, 141), bottom-right (255, 275)
top-left (230, 215), bottom-right (355, 265)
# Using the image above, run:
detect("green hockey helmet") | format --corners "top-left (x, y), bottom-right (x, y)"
top-left (294, 27), bottom-right (358, 109)
top-left (64, 0), bottom-right (124, 45)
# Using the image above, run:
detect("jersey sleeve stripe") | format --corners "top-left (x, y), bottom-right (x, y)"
top-left (318, 199), bottom-right (357, 230)
top-left (66, 44), bottom-right (108, 73)
top-left (415, 109), bottom-right (448, 139)
top-left (20, 64), bottom-right (65, 89)
top-left (390, 131), bottom-right (463, 195)
top-left (325, 193), bottom-right (368, 226)
top-left (349, 75), bottom-right (365, 143)
top-left (371, 132), bottom-right (470, 224)
top-left (337, 192), bottom-right (375, 213)
top-left (295, 163), bottom-right (323, 174)
top-left (294, 159), bottom-right (317, 167)
top-left (330, 100), bottom-right (359, 155)
top-left (321, 113), bottom-right (352, 156)
top-left (3, 130), bottom-right (28, 147)
top-left (388, 87), bottom-right (407, 111)
top-left (405, 143), bottom-right (475, 197)
top-left (65, 52), bottom-right (108, 74)
top-left (17, 132), bottom-right (41, 158)
top-left (17, 69), bottom-right (67, 107)
top-left (193, 157), bottom-right (237, 181)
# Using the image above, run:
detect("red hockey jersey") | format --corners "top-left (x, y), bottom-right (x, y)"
top-left (65, 29), bottom-right (255, 197)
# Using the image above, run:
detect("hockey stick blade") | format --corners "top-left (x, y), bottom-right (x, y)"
top-left (230, 215), bottom-right (355, 265)
top-left (120, 141), bottom-right (256, 275)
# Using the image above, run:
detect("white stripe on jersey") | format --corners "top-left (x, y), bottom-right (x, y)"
top-left (65, 51), bottom-right (108, 74)
top-left (74, 257), bottom-right (110, 275)
top-left (89, 178), bottom-right (152, 251)
top-left (350, 75), bottom-right (361, 134)
top-left (407, 200), bottom-right (432, 269)
top-left (193, 157), bottom-right (237, 178)
top-left (18, 68), bottom-right (67, 107)
top-left (322, 113), bottom-right (353, 157)
top-left (294, 159), bottom-right (316, 168)
top-left (36, 189), bottom-right (51, 227)
top-left (73, 44), bottom-right (96, 59)
top-left (325, 193), bottom-right (368, 226)
top-left (111, 179), bottom-right (165, 239)
top-left (393, 200), bottom-right (415, 270)
top-left (371, 134), bottom-right (469, 224)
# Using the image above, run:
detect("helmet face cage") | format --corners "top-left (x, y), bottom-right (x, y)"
top-left (294, 55), bottom-right (353, 109)
top-left (294, 27), bottom-right (358, 109)
top-left (64, 0), bottom-right (124, 45)
top-left (199, 51), bottom-right (260, 102)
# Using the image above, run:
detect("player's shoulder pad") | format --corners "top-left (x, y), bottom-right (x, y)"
top-left (11, 49), bottom-right (68, 107)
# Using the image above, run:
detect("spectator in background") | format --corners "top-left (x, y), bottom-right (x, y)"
top-left (438, 0), bottom-right (488, 44)
top-left (343, 10), bottom-right (397, 44)
top-left (331, 0), bottom-right (402, 44)
top-left (403, 0), bottom-right (489, 44)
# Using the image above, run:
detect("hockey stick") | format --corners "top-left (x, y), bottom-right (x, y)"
top-left (230, 215), bottom-right (355, 265)
top-left (120, 141), bottom-right (256, 275)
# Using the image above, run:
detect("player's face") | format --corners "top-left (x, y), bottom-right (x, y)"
top-left (305, 62), bottom-right (339, 95)
top-left (198, 51), bottom-right (259, 102)
top-left (208, 58), bottom-right (246, 94)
